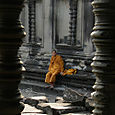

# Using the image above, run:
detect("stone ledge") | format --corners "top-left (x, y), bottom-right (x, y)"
top-left (22, 69), bottom-right (95, 89)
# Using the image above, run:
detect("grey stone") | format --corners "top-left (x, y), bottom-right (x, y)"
top-left (73, 66), bottom-right (82, 70)
top-left (66, 63), bottom-right (74, 66)
top-left (22, 104), bottom-right (43, 114)
top-left (37, 103), bottom-right (81, 115)
top-left (65, 59), bottom-right (74, 62)
top-left (43, 57), bottom-right (50, 60)
top-left (55, 97), bottom-right (65, 103)
top-left (44, 54), bottom-right (52, 57)
top-left (63, 88), bottom-right (85, 103)
top-left (23, 96), bottom-right (49, 107)
top-left (37, 53), bottom-right (42, 56)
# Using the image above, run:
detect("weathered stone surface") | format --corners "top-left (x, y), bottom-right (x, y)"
top-left (63, 87), bottom-right (93, 112)
top-left (55, 96), bottom-right (65, 103)
top-left (73, 65), bottom-right (82, 70)
top-left (37, 103), bottom-right (71, 109)
top-left (20, 0), bottom-right (95, 102)
top-left (22, 104), bottom-right (43, 114)
top-left (0, 0), bottom-right (26, 114)
top-left (91, 0), bottom-right (115, 114)
top-left (63, 87), bottom-right (85, 103)
top-left (23, 98), bottom-right (38, 106)
top-left (31, 96), bottom-right (49, 103)
top-left (65, 59), bottom-right (74, 62)
top-left (36, 103), bottom-right (81, 114)
top-left (44, 54), bottom-right (52, 57)
top-left (23, 96), bottom-right (49, 106)
top-left (85, 97), bottom-right (94, 112)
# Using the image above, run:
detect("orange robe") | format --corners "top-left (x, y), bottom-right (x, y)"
top-left (45, 55), bottom-right (64, 84)
top-left (62, 69), bottom-right (77, 76)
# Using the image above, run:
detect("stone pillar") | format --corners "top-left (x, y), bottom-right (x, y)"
top-left (91, 0), bottom-right (115, 115)
top-left (28, 0), bottom-right (36, 43)
top-left (0, 0), bottom-right (25, 114)
top-left (68, 0), bottom-right (77, 45)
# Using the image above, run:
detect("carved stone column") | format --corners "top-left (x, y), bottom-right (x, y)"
top-left (28, 0), bottom-right (36, 43)
top-left (0, 0), bottom-right (25, 114)
top-left (91, 0), bottom-right (115, 115)
top-left (68, 0), bottom-right (77, 45)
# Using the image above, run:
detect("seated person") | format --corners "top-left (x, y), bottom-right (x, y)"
top-left (45, 49), bottom-right (64, 88)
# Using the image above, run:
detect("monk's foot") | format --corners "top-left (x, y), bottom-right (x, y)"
top-left (49, 85), bottom-right (54, 89)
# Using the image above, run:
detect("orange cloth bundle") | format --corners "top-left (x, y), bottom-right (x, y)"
top-left (62, 68), bottom-right (77, 76)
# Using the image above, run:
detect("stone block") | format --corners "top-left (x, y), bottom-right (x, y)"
top-left (63, 88), bottom-right (85, 103)
top-left (23, 96), bottom-right (49, 107)
top-left (36, 103), bottom-right (79, 114)
top-left (22, 104), bottom-right (43, 114)
top-left (55, 96), bottom-right (65, 103)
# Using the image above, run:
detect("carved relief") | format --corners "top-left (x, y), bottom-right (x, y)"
top-left (68, 0), bottom-right (77, 46)
top-left (28, 0), bottom-right (36, 43)
top-left (28, 0), bottom-right (43, 46)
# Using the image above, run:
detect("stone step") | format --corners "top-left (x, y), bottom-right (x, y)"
top-left (22, 70), bottom-right (95, 90)
top-left (23, 73), bottom-right (94, 86)
top-left (23, 70), bottom-right (95, 81)
top-left (21, 76), bottom-right (94, 92)
top-left (57, 80), bottom-right (93, 89)
top-left (20, 79), bottom-right (92, 98)
top-left (20, 80), bottom-right (65, 98)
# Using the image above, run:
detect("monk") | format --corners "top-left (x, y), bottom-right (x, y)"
top-left (45, 50), bottom-right (64, 88)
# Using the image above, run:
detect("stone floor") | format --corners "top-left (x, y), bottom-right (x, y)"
top-left (22, 104), bottom-right (45, 115)
top-left (21, 104), bottom-right (91, 115)
top-left (20, 87), bottom-right (58, 103)
top-left (20, 88), bottom-right (92, 115)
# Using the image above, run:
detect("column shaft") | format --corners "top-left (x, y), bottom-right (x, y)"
top-left (91, 0), bottom-right (115, 115)
top-left (0, 0), bottom-right (25, 114)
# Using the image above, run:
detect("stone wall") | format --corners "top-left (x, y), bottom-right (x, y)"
top-left (19, 0), bottom-right (95, 86)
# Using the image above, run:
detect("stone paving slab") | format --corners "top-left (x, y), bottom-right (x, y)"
top-left (23, 96), bottom-right (49, 106)
top-left (22, 104), bottom-right (44, 114)
top-left (37, 102), bottom-right (72, 109)
top-left (29, 96), bottom-right (48, 101)
top-left (27, 96), bottom-right (48, 103)
top-left (36, 102), bottom-right (86, 114)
